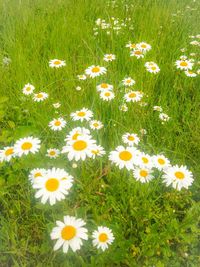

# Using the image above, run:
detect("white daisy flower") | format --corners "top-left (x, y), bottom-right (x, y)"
top-left (65, 127), bottom-right (91, 142)
top-left (85, 65), bottom-right (107, 78)
top-left (100, 90), bottom-right (115, 101)
top-left (70, 108), bottom-right (93, 122)
top-left (53, 102), bottom-right (61, 108)
top-left (119, 104), bottom-right (128, 112)
top-left (92, 226), bottom-right (114, 251)
top-left (50, 215), bottom-right (88, 253)
top-left (103, 54), bottom-right (116, 62)
top-left (14, 137), bottom-right (41, 157)
top-left (146, 64), bottom-right (160, 74)
top-left (29, 168), bottom-right (46, 185)
top-left (77, 74), bottom-right (87, 80)
top-left (153, 155), bottom-right (170, 170)
top-left (96, 83), bottom-right (113, 92)
top-left (33, 168), bottom-right (73, 205)
top-left (89, 120), bottom-right (104, 130)
top-left (109, 146), bottom-right (139, 170)
top-left (62, 136), bottom-right (96, 161)
top-left (49, 59), bottom-right (66, 68)
top-left (163, 165), bottom-right (194, 190)
top-left (122, 133), bottom-right (140, 146)
top-left (22, 83), bottom-right (35, 95)
top-left (0, 146), bottom-right (15, 162)
top-left (136, 152), bottom-right (153, 169)
top-left (46, 148), bottom-right (60, 158)
top-left (153, 106), bottom-right (163, 112)
top-left (133, 167), bottom-right (154, 183)
top-left (90, 144), bottom-right (106, 159)
top-left (159, 113), bottom-right (170, 122)
top-left (125, 42), bottom-right (137, 49)
top-left (184, 70), bottom-right (197, 77)
top-left (130, 49), bottom-right (144, 59)
top-left (33, 92), bottom-right (48, 102)
top-left (175, 59), bottom-right (193, 70)
top-left (49, 118), bottom-right (67, 131)
top-left (124, 91), bottom-right (143, 102)
top-left (122, 77), bottom-right (135, 86)
top-left (136, 42), bottom-right (151, 52)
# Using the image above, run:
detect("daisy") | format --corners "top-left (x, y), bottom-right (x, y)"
top-left (33, 168), bottom-right (73, 205)
top-left (70, 108), bottom-right (93, 122)
top-left (146, 64), bottom-right (160, 74)
top-left (153, 154), bottom-right (170, 170)
top-left (46, 148), bottom-right (60, 159)
top-left (159, 113), bottom-right (170, 122)
top-left (100, 90), bottom-right (115, 101)
top-left (185, 70), bottom-right (197, 77)
top-left (65, 127), bottom-right (91, 142)
top-left (90, 144), bottom-right (106, 159)
top-left (122, 133), bottom-right (140, 146)
top-left (175, 59), bottom-right (193, 70)
top-left (0, 146), bottom-right (15, 162)
top-left (89, 120), bottom-right (104, 130)
top-left (22, 83), bottom-right (35, 95)
top-left (163, 165), bottom-right (194, 190)
top-left (126, 42), bottom-right (137, 49)
top-left (62, 136), bottom-right (96, 161)
top-left (33, 92), bottom-right (48, 102)
top-left (130, 49), bottom-right (144, 59)
top-left (122, 77), bottom-right (135, 86)
top-left (53, 102), bottom-right (61, 109)
top-left (29, 168), bottom-right (46, 184)
top-left (49, 118), bottom-right (67, 131)
top-left (119, 104), bottom-right (128, 112)
top-left (14, 137), bottom-right (41, 157)
top-left (124, 91), bottom-right (143, 102)
top-left (153, 106), bottom-right (163, 112)
top-left (136, 152), bottom-right (153, 169)
top-left (133, 167), bottom-right (154, 183)
top-left (85, 65), bottom-right (107, 78)
top-left (49, 59), bottom-right (66, 68)
top-left (92, 226), bottom-right (114, 251)
top-left (77, 74), bottom-right (87, 80)
top-left (109, 146), bottom-right (139, 170)
top-left (136, 42), bottom-right (151, 52)
top-left (96, 83), bottom-right (113, 92)
top-left (103, 54), bottom-right (116, 62)
top-left (50, 216), bottom-right (88, 253)
top-left (76, 86), bottom-right (82, 91)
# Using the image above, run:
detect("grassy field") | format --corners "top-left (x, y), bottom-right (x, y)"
top-left (0, 0), bottom-right (200, 266)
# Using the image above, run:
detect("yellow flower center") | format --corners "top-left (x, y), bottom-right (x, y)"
top-left (141, 44), bottom-right (147, 48)
top-left (93, 123), bottom-right (99, 127)
top-left (142, 157), bottom-right (149, 164)
top-left (72, 132), bottom-right (81, 140)
top-left (135, 50), bottom-right (142, 55)
top-left (151, 66), bottom-right (156, 70)
top-left (180, 61), bottom-right (188, 67)
top-left (140, 170), bottom-right (148, 177)
top-left (101, 83), bottom-right (108, 88)
top-left (92, 66), bottom-right (100, 73)
top-left (77, 111), bottom-right (86, 117)
top-left (73, 140), bottom-right (87, 151)
top-left (54, 60), bottom-right (61, 65)
top-left (126, 79), bottom-right (131, 83)
top-left (34, 172), bottom-right (42, 178)
top-left (37, 93), bottom-right (43, 98)
top-left (99, 233), bottom-right (108, 242)
top-left (129, 93), bottom-right (136, 98)
top-left (26, 87), bottom-right (31, 91)
top-left (54, 120), bottom-right (61, 126)
top-left (5, 148), bottom-right (14, 156)
top-left (21, 142), bottom-right (33, 150)
top-left (105, 92), bottom-right (111, 97)
top-left (45, 178), bottom-right (59, 191)
top-left (61, 225), bottom-right (76, 240)
top-left (91, 149), bottom-right (99, 155)
top-left (119, 151), bottom-right (132, 161)
top-left (49, 151), bottom-right (56, 156)
top-left (128, 135), bottom-right (135, 141)
top-left (130, 44), bottom-right (136, 48)
top-left (175, 171), bottom-right (185, 180)
top-left (158, 158), bottom-right (165, 165)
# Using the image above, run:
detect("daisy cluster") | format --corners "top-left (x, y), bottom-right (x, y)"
top-left (0, 136), bottom-right (41, 162)
top-left (153, 106), bottom-right (170, 124)
top-left (109, 132), bottom-right (194, 191)
top-left (175, 56), bottom-right (198, 77)
top-left (93, 17), bottom-right (132, 36)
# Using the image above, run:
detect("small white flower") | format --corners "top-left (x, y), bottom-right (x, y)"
top-left (22, 83), bottom-right (35, 95)
top-left (92, 226), bottom-right (114, 251)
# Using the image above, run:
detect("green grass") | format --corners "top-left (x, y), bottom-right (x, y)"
top-left (0, 0), bottom-right (200, 266)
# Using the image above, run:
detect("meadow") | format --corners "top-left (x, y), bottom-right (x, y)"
top-left (0, 0), bottom-right (200, 266)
